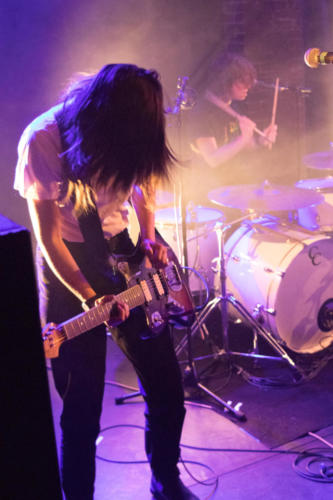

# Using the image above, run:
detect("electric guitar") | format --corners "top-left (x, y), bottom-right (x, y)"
top-left (42, 243), bottom-right (195, 359)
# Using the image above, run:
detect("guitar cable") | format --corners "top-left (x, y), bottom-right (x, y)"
top-left (181, 265), bottom-right (211, 313)
top-left (95, 423), bottom-right (333, 500)
top-left (46, 363), bottom-right (333, 490)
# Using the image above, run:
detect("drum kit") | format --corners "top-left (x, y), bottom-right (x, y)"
top-left (155, 150), bottom-right (333, 389)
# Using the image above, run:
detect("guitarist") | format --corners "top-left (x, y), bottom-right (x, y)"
top-left (14, 64), bottom-right (198, 500)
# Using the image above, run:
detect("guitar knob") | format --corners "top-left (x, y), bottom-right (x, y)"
top-left (151, 311), bottom-right (163, 328)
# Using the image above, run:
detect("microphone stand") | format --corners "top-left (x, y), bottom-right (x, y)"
top-left (255, 79), bottom-right (312, 95)
top-left (256, 79), bottom-right (311, 180)
top-left (174, 77), bottom-right (190, 284)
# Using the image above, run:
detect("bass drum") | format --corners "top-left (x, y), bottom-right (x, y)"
top-left (224, 219), bottom-right (333, 354)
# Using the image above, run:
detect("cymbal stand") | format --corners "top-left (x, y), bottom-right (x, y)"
top-left (175, 213), bottom-right (248, 357)
top-left (180, 216), bottom-right (306, 382)
top-left (175, 215), bottom-right (253, 420)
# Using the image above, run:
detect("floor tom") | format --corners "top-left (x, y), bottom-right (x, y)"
top-left (296, 177), bottom-right (333, 231)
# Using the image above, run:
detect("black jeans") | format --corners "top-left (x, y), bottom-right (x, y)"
top-left (37, 230), bottom-right (185, 500)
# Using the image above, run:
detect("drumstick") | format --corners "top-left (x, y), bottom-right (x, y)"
top-left (205, 90), bottom-right (273, 143)
top-left (268, 77), bottom-right (279, 150)
top-left (271, 77), bottom-right (279, 127)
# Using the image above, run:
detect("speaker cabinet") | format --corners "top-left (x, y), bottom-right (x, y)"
top-left (0, 215), bottom-right (62, 500)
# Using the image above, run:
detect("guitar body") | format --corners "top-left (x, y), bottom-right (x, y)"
top-left (126, 267), bottom-right (169, 338)
top-left (43, 234), bottom-right (195, 358)
top-left (114, 232), bottom-right (195, 336)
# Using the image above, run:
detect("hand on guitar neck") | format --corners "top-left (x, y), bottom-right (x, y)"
top-left (42, 295), bottom-right (130, 358)
top-left (95, 295), bottom-right (130, 327)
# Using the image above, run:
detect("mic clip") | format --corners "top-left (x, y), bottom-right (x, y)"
top-left (166, 76), bottom-right (197, 115)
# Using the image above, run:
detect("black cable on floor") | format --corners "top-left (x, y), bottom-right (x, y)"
top-left (96, 424), bottom-right (218, 498)
top-left (96, 424), bottom-right (333, 489)
top-left (293, 447), bottom-right (333, 482)
top-left (181, 442), bottom-right (333, 484)
top-left (180, 457), bottom-right (219, 500)
top-left (96, 424), bottom-right (147, 464)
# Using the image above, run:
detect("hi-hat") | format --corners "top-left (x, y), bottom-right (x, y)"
top-left (303, 151), bottom-right (333, 170)
top-left (209, 181), bottom-right (324, 211)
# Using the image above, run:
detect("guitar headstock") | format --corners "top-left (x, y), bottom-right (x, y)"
top-left (42, 323), bottom-right (66, 359)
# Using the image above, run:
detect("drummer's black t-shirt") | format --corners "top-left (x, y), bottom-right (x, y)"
top-left (181, 97), bottom-right (264, 205)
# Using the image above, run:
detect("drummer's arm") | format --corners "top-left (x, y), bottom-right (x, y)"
top-left (194, 116), bottom-right (257, 168)
top-left (193, 134), bottom-right (251, 168)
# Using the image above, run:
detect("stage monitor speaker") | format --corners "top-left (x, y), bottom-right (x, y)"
top-left (0, 214), bottom-right (62, 500)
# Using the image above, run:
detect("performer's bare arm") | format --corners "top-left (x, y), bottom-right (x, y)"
top-left (28, 198), bottom-right (97, 302)
top-left (131, 184), bottom-right (168, 268)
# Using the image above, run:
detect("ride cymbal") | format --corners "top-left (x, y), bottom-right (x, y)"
top-left (209, 181), bottom-right (323, 212)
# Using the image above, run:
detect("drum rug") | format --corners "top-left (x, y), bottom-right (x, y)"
top-left (178, 320), bottom-right (333, 449)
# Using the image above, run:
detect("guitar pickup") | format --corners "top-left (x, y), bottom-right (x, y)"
top-left (151, 273), bottom-right (166, 299)
top-left (157, 270), bottom-right (169, 296)
top-left (139, 279), bottom-right (153, 304)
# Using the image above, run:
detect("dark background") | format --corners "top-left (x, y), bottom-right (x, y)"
top-left (1, 0), bottom-right (333, 229)
top-left (1, 4), bottom-right (333, 495)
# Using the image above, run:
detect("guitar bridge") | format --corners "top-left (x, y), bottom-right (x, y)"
top-left (163, 261), bottom-right (182, 292)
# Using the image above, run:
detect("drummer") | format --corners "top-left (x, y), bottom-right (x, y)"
top-left (186, 52), bottom-right (278, 209)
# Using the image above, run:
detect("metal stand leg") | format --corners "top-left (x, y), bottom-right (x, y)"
top-left (180, 319), bottom-right (246, 420)
top-left (174, 218), bottom-right (307, 417)
top-left (115, 390), bottom-right (141, 405)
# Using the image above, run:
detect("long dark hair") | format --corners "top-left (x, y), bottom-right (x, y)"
top-left (57, 64), bottom-right (175, 210)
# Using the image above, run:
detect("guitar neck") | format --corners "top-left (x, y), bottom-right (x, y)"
top-left (43, 254), bottom-right (195, 359)
top-left (60, 284), bottom-right (146, 340)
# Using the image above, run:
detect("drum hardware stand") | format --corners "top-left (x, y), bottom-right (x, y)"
top-left (175, 216), bottom-right (307, 409)
top-left (210, 219), bottom-right (305, 372)
top-left (178, 311), bottom-right (246, 420)
top-left (175, 214), bottom-right (250, 358)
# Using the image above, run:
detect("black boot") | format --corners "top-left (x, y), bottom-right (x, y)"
top-left (150, 476), bottom-right (200, 500)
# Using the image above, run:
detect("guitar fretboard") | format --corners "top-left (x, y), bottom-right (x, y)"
top-left (61, 283), bottom-right (147, 340)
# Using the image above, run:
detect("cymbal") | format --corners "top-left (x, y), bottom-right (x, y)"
top-left (208, 182), bottom-right (324, 211)
top-left (303, 151), bottom-right (333, 170)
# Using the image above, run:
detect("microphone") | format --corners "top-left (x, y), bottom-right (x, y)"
top-left (304, 48), bottom-right (333, 69)
top-left (255, 80), bottom-right (288, 91)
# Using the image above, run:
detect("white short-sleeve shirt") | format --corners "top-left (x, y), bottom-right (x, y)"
top-left (14, 105), bottom-right (131, 242)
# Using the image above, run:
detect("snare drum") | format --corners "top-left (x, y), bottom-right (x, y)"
top-left (296, 177), bottom-right (333, 231)
top-left (224, 219), bottom-right (333, 353)
top-left (155, 206), bottom-right (223, 292)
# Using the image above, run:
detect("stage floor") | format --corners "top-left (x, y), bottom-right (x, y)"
top-left (48, 332), bottom-right (333, 499)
